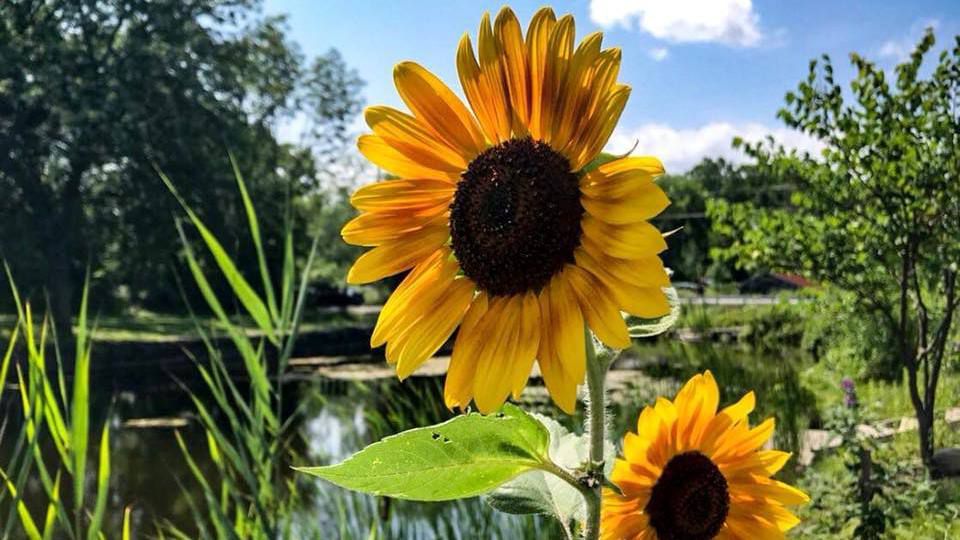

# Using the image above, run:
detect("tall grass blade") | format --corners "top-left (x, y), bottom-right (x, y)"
top-left (160, 170), bottom-right (277, 344)
top-left (71, 275), bottom-right (91, 515)
top-left (41, 472), bottom-right (61, 540)
top-left (230, 152), bottom-right (279, 325)
top-left (86, 424), bottom-right (111, 540)
top-left (0, 321), bottom-right (18, 399)
top-left (122, 506), bottom-right (133, 540)
top-left (0, 466), bottom-right (42, 540)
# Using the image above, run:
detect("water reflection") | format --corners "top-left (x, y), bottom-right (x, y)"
top-left (0, 343), bottom-right (818, 537)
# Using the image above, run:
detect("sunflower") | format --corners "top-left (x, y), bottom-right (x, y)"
top-left (343, 6), bottom-right (671, 414)
top-left (601, 372), bottom-right (809, 539)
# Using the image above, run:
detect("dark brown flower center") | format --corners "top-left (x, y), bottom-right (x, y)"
top-left (449, 137), bottom-right (583, 296)
top-left (645, 451), bottom-right (730, 540)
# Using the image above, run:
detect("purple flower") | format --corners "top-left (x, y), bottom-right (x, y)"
top-left (841, 377), bottom-right (858, 408)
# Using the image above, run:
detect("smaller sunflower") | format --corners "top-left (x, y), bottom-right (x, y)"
top-left (602, 371), bottom-right (808, 540)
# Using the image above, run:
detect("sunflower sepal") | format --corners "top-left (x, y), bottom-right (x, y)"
top-left (485, 414), bottom-right (614, 536)
top-left (626, 286), bottom-right (681, 338)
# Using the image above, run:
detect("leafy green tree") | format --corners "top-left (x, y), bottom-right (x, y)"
top-left (0, 0), bottom-right (362, 334)
top-left (656, 157), bottom-right (793, 284)
top-left (710, 30), bottom-right (960, 469)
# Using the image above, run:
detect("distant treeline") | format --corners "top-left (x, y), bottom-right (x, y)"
top-left (0, 0), bottom-right (363, 327)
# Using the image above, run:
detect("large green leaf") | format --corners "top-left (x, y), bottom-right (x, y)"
top-left (296, 404), bottom-right (551, 501)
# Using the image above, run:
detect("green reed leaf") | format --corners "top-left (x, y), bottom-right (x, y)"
top-left (296, 404), bottom-right (551, 501)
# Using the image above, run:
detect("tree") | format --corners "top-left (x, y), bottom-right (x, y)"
top-left (0, 0), bottom-right (363, 335)
top-left (655, 157), bottom-right (794, 284)
top-left (710, 30), bottom-right (960, 469)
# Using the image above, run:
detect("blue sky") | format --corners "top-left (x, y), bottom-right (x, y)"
top-left (264, 0), bottom-right (958, 172)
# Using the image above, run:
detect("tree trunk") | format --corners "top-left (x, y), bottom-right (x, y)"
top-left (917, 406), bottom-right (935, 468)
top-left (44, 164), bottom-right (86, 358)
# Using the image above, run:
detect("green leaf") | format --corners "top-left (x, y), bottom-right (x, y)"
top-left (41, 472), bottom-right (60, 540)
top-left (160, 170), bottom-right (277, 345)
top-left (296, 404), bottom-right (551, 501)
top-left (72, 275), bottom-right (91, 513)
top-left (86, 423), bottom-right (110, 540)
top-left (230, 152), bottom-right (279, 325)
top-left (122, 506), bottom-right (133, 540)
top-left (485, 415), bottom-right (613, 527)
top-left (628, 286), bottom-right (681, 338)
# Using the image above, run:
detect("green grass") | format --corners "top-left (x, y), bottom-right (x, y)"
top-left (802, 361), bottom-right (960, 423)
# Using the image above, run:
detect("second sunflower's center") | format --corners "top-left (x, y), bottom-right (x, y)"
top-left (450, 137), bottom-right (583, 296)
top-left (645, 451), bottom-right (730, 540)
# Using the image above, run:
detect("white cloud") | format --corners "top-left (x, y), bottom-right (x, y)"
top-left (648, 47), bottom-right (669, 61)
top-left (589, 0), bottom-right (763, 47)
top-left (606, 122), bottom-right (824, 173)
top-left (878, 18), bottom-right (940, 62)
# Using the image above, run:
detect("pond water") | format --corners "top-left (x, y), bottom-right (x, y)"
top-left (0, 342), bottom-right (819, 538)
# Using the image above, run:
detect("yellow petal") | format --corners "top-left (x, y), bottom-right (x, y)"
top-left (581, 217), bottom-right (668, 259)
top-left (457, 34), bottom-right (496, 144)
top-left (572, 83), bottom-right (630, 171)
top-left (538, 14), bottom-right (575, 144)
top-left (357, 134), bottom-right (461, 182)
top-left (341, 208), bottom-right (447, 246)
top-left (394, 61), bottom-right (486, 157)
top-left (701, 391), bottom-right (757, 454)
top-left (730, 478), bottom-right (810, 506)
top-left (494, 7), bottom-right (529, 132)
top-left (721, 450), bottom-right (792, 479)
top-left (724, 515), bottom-right (786, 540)
top-left (552, 31), bottom-right (602, 154)
top-left (536, 275), bottom-right (585, 413)
top-left (370, 248), bottom-right (457, 347)
top-left (525, 7), bottom-right (557, 140)
top-left (509, 292), bottom-right (541, 399)
top-left (346, 226), bottom-right (448, 284)
top-left (575, 248), bottom-right (670, 318)
top-left (580, 242), bottom-right (670, 287)
top-left (576, 48), bottom-right (621, 144)
top-left (714, 417), bottom-right (776, 462)
top-left (394, 277), bottom-right (475, 379)
top-left (582, 183), bottom-right (670, 225)
top-left (350, 179), bottom-right (455, 213)
top-left (472, 296), bottom-right (522, 413)
top-left (550, 274), bottom-right (587, 384)
top-left (565, 265), bottom-right (631, 349)
top-left (477, 13), bottom-right (512, 142)
top-left (365, 106), bottom-right (470, 169)
top-left (597, 155), bottom-right (665, 176)
top-left (444, 293), bottom-right (488, 409)
top-left (579, 156), bottom-right (664, 200)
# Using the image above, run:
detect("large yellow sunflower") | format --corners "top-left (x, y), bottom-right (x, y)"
top-left (601, 372), bottom-right (809, 539)
top-left (343, 6), bottom-right (671, 414)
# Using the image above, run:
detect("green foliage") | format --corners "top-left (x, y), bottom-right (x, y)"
top-left (655, 157), bottom-right (795, 283)
top-left (795, 414), bottom-right (960, 539)
top-left (299, 404), bottom-right (552, 501)
top-left (0, 273), bottom-right (128, 539)
top-left (161, 163), bottom-right (319, 539)
top-left (710, 28), bottom-right (960, 466)
top-left (0, 0), bottom-right (362, 323)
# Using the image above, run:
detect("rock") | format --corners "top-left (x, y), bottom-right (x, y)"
top-left (931, 448), bottom-right (960, 479)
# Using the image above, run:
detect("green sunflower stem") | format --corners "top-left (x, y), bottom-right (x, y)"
top-left (582, 328), bottom-right (609, 540)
